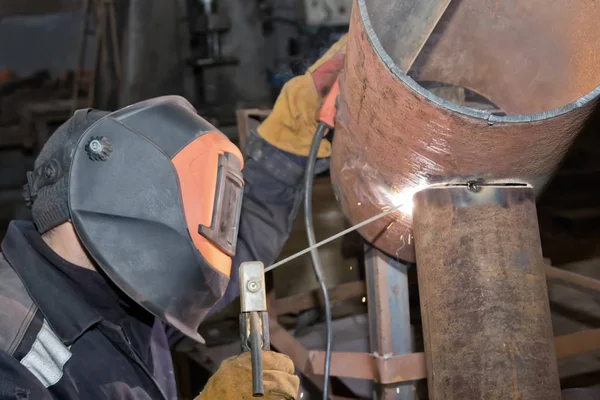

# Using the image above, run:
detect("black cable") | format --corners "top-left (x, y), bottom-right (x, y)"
top-left (304, 123), bottom-right (332, 400)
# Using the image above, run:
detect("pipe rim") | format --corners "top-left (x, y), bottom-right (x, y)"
top-left (357, 0), bottom-right (600, 123)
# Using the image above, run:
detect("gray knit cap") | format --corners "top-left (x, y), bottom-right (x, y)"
top-left (24, 108), bottom-right (109, 233)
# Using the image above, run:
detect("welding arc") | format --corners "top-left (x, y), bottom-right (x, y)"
top-left (265, 202), bottom-right (403, 273)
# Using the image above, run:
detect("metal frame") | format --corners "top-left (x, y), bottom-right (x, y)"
top-left (267, 245), bottom-right (426, 399)
top-left (265, 252), bottom-right (600, 399)
top-left (365, 246), bottom-right (417, 399)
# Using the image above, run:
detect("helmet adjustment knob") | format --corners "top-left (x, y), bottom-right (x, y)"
top-left (85, 136), bottom-right (112, 161)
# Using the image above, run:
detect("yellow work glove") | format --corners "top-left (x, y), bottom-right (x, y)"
top-left (195, 351), bottom-right (300, 400)
top-left (257, 34), bottom-right (348, 158)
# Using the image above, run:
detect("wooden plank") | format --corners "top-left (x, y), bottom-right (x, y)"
top-left (273, 281), bottom-right (366, 316)
top-left (546, 266), bottom-right (600, 294)
top-left (309, 351), bottom-right (427, 384)
top-left (268, 315), bottom-right (327, 393)
top-left (555, 329), bottom-right (600, 359)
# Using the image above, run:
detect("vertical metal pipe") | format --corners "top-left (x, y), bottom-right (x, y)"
top-left (412, 186), bottom-right (560, 399)
top-left (365, 246), bottom-right (416, 399)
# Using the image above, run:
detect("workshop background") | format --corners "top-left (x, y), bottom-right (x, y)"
top-left (1, 1), bottom-right (600, 399)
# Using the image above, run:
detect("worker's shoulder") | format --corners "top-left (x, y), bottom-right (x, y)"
top-left (0, 252), bottom-right (39, 356)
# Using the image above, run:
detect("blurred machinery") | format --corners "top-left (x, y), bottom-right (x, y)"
top-left (186, 0), bottom-right (239, 108)
top-left (300, 0), bottom-right (353, 26)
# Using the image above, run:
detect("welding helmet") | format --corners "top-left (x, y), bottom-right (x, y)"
top-left (68, 96), bottom-right (244, 341)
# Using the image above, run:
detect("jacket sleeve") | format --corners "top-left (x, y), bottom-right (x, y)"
top-left (0, 351), bottom-right (55, 399)
top-left (209, 131), bottom-right (329, 315)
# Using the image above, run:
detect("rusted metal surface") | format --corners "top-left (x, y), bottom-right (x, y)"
top-left (409, 0), bottom-right (600, 115)
top-left (555, 329), bottom-right (600, 360)
top-left (309, 351), bottom-right (426, 384)
top-left (365, 246), bottom-right (416, 398)
top-left (330, 0), bottom-right (600, 262)
top-left (412, 186), bottom-right (560, 399)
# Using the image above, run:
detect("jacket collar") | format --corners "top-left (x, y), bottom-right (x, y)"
top-left (1, 221), bottom-right (101, 345)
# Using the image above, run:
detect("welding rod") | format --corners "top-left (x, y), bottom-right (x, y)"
top-left (265, 203), bottom-right (404, 272)
top-left (249, 312), bottom-right (263, 397)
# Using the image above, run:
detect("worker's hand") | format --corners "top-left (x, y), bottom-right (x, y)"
top-left (195, 351), bottom-right (300, 400)
top-left (257, 34), bottom-right (347, 158)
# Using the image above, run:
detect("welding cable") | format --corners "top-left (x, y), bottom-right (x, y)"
top-left (304, 122), bottom-right (332, 400)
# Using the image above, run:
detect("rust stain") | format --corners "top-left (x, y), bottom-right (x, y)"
top-left (507, 344), bottom-right (521, 400)
top-left (412, 187), bottom-right (560, 398)
top-left (492, 0), bottom-right (500, 18)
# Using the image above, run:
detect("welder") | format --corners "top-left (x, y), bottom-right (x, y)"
top-left (0, 36), bottom-right (346, 399)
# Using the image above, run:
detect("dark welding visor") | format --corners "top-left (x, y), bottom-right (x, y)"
top-left (199, 153), bottom-right (244, 256)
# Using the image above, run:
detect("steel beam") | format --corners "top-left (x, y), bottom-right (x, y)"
top-left (365, 247), bottom-right (416, 399)
top-left (412, 186), bottom-right (560, 399)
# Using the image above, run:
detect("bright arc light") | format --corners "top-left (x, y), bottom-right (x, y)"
top-left (386, 186), bottom-right (421, 216)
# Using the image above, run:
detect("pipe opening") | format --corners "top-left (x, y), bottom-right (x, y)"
top-left (362, 0), bottom-right (600, 120)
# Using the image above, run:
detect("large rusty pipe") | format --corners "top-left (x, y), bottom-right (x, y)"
top-left (412, 186), bottom-right (560, 399)
top-left (331, 0), bottom-right (600, 262)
